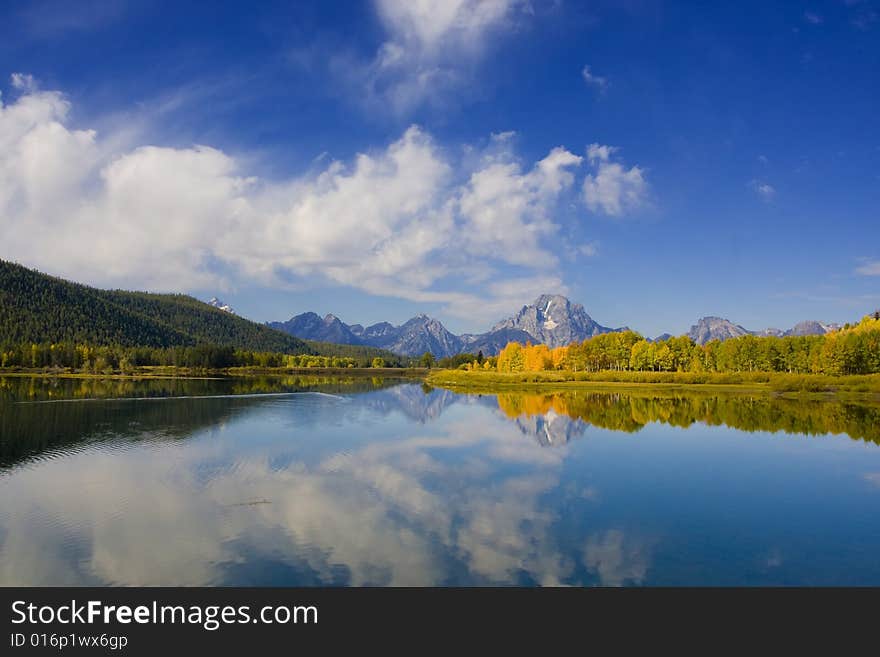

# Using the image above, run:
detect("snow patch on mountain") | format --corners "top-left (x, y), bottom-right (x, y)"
top-left (208, 297), bottom-right (235, 314)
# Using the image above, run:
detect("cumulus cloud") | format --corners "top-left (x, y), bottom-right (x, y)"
top-left (586, 143), bottom-right (617, 163)
top-left (804, 11), bottom-right (824, 25)
top-left (582, 143), bottom-right (648, 216)
top-left (459, 145), bottom-right (583, 266)
top-left (581, 64), bottom-right (608, 93)
top-left (0, 76), bottom-right (602, 322)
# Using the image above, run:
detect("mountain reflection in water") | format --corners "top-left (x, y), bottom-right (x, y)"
top-left (1, 377), bottom-right (880, 586)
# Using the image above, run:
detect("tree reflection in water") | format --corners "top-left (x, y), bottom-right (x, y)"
top-left (496, 391), bottom-right (880, 445)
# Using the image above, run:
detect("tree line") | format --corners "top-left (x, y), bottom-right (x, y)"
top-left (0, 342), bottom-right (411, 372)
top-left (492, 314), bottom-right (880, 376)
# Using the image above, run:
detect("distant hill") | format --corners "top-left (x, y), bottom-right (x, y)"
top-left (0, 259), bottom-right (309, 352)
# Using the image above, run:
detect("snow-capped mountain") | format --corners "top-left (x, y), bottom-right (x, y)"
top-left (208, 297), bottom-right (235, 314)
top-left (270, 294), bottom-right (629, 358)
top-left (269, 297), bottom-right (847, 356)
top-left (489, 294), bottom-right (627, 348)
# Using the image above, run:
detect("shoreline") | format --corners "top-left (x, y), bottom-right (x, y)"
top-left (0, 367), bottom-right (428, 381)
top-left (4, 367), bottom-right (880, 403)
top-left (425, 370), bottom-right (880, 401)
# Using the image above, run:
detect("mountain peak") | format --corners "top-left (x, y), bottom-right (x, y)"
top-left (208, 297), bottom-right (235, 314)
top-left (785, 320), bottom-right (841, 337)
top-left (268, 311), bottom-right (361, 346)
top-left (533, 293), bottom-right (570, 305)
top-left (490, 293), bottom-right (618, 348)
top-left (687, 316), bottom-right (750, 344)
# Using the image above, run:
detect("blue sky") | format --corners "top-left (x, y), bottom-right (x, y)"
top-left (1, 0), bottom-right (878, 337)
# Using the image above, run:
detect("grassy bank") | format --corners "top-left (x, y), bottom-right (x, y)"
top-left (426, 369), bottom-right (880, 397)
top-left (0, 366), bottom-right (428, 380)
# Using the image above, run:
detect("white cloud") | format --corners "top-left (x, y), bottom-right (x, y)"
top-left (856, 260), bottom-right (880, 276)
top-left (581, 65), bottom-right (608, 93)
top-left (804, 11), bottom-right (824, 25)
top-left (459, 145), bottom-right (583, 266)
top-left (0, 76), bottom-right (601, 323)
top-left (582, 143), bottom-right (648, 216)
top-left (375, 0), bottom-right (519, 53)
top-left (345, 0), bottom-right (529, 114)
top-left (586, 143), bottom-right (617, 163)
top-left (750, 179), bottom-right (776, 201)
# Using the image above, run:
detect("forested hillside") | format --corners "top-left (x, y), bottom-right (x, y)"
top-left (0, 259), bottom-right (307, 352)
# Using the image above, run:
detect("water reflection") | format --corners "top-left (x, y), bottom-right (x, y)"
top-left (495, 390), bottom-right (880, 444)
top-left (0, 374), bottom-right (406, 403)
top-left (1, 380), bottom-right (880, 586)
top-left (362, 384), bottom-right (459, 423)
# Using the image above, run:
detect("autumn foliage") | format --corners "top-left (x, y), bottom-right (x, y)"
top-left (493, 315), bottom-right (880, 375)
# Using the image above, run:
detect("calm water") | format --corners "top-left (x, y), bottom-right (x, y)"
top-left (2, 375), bottom-right (880, 586)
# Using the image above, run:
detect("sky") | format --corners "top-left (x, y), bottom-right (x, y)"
top-left (1, 0), bottom-right (878, 337)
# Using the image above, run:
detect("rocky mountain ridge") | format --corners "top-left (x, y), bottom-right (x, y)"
top-left (269, 294), bottom-right (626, 358)
top-left (268, 295), bottom-right (845, 357)
top-left (687, 316), bottom-right (842, 345)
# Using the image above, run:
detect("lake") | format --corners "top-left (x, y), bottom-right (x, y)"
top-left (2, 375), bottom-right (880, 586)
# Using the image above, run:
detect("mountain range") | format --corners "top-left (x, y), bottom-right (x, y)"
top-left (0, 259), bottom-right (845, 359)
top-left (269, 294), bottom-right (627, 359)
top-left (684, 316), bottom-right (842, 345)
top-left (271, 294), bottom-right (845, 357)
